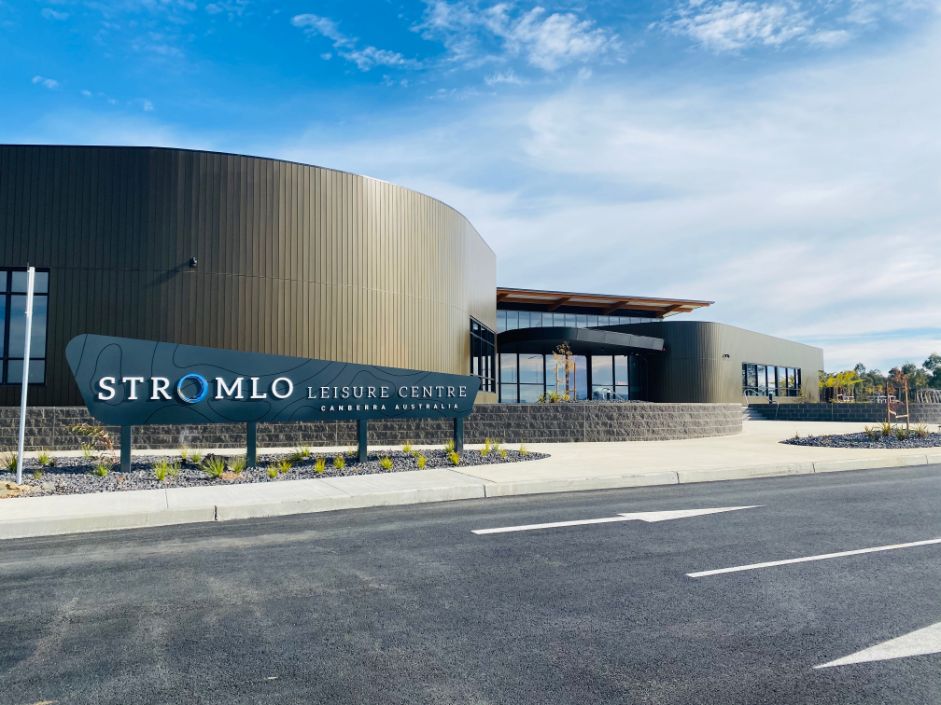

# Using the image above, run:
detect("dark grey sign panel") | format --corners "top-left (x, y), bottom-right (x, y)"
top-left (66, 334), bottom-right (480, 427)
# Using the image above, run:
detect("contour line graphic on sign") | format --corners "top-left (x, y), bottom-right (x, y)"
top-left (66, 334), bottom-right (480, 426)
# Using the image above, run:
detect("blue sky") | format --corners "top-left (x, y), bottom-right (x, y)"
top-left (2, 0), bottom-right (940, 372)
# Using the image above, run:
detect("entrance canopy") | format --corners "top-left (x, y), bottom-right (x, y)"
top-left (497, 326), bottom-right (665, 356)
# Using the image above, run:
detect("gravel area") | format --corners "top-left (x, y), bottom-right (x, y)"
top-left (0, 446), bottom-right (548, 498)
top-left (782, 431), bottom-right (941, 449)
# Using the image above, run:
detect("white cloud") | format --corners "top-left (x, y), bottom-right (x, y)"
top-left (806, 28), bottom-right (852, 46)
top-left (272, 13), bottom-right (941, 371)
top-left (142, 99), bottom-right (154, 112)
top-left (485, 69), bottom-right (524, 85)
top-left (41, 7), bottom-right (69, 21)
top-left (31, 75), bottom-right (60, 89)
top-left (665, 1), bottom-right (811, 51)
top-left (418, 1), bottom-right (619, 71)
top-left (205, 0), bottom-right (249, 18)
top-left (662, 0), bottom-right (941, 52)
top-left (292, 13), bottom-right (417, 71)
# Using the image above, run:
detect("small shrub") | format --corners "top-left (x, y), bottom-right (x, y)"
top-left (276, 458), bottom-right (292, 475)
top-left (793, 432), bottom-right (800, 440)
top-left (415, 454), bottom-right (427, 469)
top-left (229, 456), bottom-right (246, 475)
top-left (914, 424), bottom-right (929, 439)
top-left (32, 468), bottom-right (43, 480)
top-left (333, 455), bottom-right (346, 470)
top-left (880, 421), bottom-right (893, 437)
top-left (93, 463), bottom-right (110, 477)
top-left (863, 425), bottom-right (879, 441)
top-left (314, 457), bottom-right (326, 474)
top-left (447, 450), bottom-right (460, 466)
top-left (189, 451), bottom-right (204, 465)
top-left (153, 458), bottom-right (173, 482)
top-left (266, 466), bottom-right (278, 479)
top-left (80, 443), bottom-right (94, 462)
top-left (402, 442), bottom-right (413, 454)
top-left (180, 447), bottom-right (189, 463)
top-left (1, 453), bottom-right (16, 473)
top-left (481, 438), bottom-right (492, 457)
top-left (70, 423), bottom-right (114, 454)
top-left (519, 444), bottom-right (529, 457)
top-left (379, 456), bottom-right (394, 471)
top-left (167, 461), bottom-right (181, 478)
top-left (290, 446), bottom-right (312, 463)
top-left (499, 448), bottom-right (508, 460)
top-left (444, 439), bottom-right (455, 453)
top-left (895, 426), bottom-right (911, 441)
top-left (201, 456), bottom-right (227, 479)
top-left (37, 449), bottom-right (53, 467)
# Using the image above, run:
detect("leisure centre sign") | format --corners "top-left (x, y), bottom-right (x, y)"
top-left (66, 334), bottom-right (480, 427)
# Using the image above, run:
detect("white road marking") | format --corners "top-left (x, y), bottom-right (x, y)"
top-left (688, 537), bottom-right (941, 578)
top-left (815, 621), bottom-right (941, 668)
top-left (472, 506), bottom-right (758, 535)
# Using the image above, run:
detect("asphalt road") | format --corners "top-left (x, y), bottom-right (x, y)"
top-left (3, 464), bottom-right (941, 705)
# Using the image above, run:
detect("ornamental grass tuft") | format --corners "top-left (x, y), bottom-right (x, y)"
top-left (200, 456), bottom-right (226, 479)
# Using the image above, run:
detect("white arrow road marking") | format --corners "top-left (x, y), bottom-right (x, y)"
top-left (688, 537), bottom-right (941, 578)
top-left (815, 621), bottom-right (941, 668)
top-left (472, 506), bottom-right (758, 535)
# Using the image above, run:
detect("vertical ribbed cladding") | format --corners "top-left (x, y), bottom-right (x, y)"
top-left (0, 145), bottom-right (497, 406)
top-left (616, 321), bottom-right (823, 403)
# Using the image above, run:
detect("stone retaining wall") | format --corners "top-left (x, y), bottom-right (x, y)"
top-left (0, 404), bottom-right (742, 451)
top-left (748, 402), bottom-right (941, 423)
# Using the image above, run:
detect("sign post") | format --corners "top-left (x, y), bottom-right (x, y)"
top-left (246, 422), bottom-right (257, 468)
top-left (15, 266), bottom-right (35, 485)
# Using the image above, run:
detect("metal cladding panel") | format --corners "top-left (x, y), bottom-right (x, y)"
top-left (0, 145), bottom-right (497, 406)
top-left (613, 321), bottom-right (824, 403)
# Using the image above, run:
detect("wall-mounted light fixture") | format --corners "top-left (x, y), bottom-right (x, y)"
top-left (722, 353), bottom-right (730, 358)
top-left (189, 257), bottom-right (198, 268)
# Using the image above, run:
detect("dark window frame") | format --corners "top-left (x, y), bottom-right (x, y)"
top-left (470, 317), bottom-right (496, 393)
top-left (742, 361), bottom-right (801, 398)
top-left (1, 267), bottom-right (49, 386)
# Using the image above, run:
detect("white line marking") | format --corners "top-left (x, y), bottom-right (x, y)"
top-left (688, 537), bottom-right (941, 578)
top-left (815, 621), bottom-right (941, 668)
top-left (472, 506), bottom-right (758, 535)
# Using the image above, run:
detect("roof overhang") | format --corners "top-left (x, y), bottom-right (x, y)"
top-left (497, 287), bottom-right (713, 318)
top-left (498, 326), bottom-right (665, 356)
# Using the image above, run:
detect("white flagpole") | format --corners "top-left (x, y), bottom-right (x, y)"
top-left (16, 266), bottom-right (35, 485)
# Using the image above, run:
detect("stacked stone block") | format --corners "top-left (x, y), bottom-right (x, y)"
top-left (0, 404), bottom-right (743, 451)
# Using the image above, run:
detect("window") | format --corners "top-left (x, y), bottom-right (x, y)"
top-left (2, 269), bottom-right (48, 385)
top-left (470, 318), bottom-right (496, 393)
top-left (742, 362), bottom-right (802, 398)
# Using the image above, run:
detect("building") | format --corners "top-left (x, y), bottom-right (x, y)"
top-left (0, 145), bottom-right (822, 413)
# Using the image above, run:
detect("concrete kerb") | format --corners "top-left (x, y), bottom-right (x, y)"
top-left (2, 453), bottom-right (940, 540)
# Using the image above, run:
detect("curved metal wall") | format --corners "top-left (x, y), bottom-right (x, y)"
top-left (618, 321), bottom-right (824, 403)
top-left (0, 145), bottom-right (496, 405)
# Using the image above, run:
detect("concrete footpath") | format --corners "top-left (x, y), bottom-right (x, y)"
top-left (2, 420), bottom-right (940, 540)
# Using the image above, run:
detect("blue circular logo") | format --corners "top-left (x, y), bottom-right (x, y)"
top-left (176, 373), bottom-right (209, 404)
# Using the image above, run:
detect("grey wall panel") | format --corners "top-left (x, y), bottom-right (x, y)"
top-left (617, 321), bottom-right (824, 403)
top-left (0, 145), bottom-right (497, 406)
